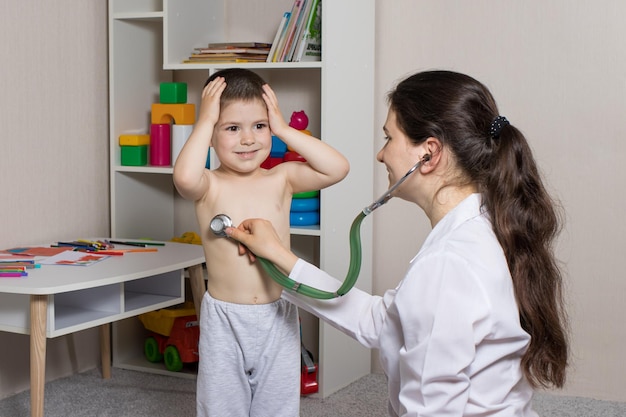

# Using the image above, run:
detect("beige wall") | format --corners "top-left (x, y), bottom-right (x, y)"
top-left (0, 2), bottom-right (108, 398)
top-left (1, 0), bottom-right (625, 404)
top-left (373, 0), bottom-right (626, 402)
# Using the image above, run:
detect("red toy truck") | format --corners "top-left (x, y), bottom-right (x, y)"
top-left (138, 302), bottom-right (200, 372)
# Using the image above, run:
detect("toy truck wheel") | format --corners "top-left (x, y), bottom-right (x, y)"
top-left (164, 345), bottom-right (183, 372)
top-left (144, 336), bottom-right (163, 363)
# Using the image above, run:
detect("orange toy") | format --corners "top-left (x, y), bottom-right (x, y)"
top-left (151, 103), bottom-right (196, 125)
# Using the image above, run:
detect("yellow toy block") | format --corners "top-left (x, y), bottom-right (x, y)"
top-left (151, 103), bottom-right (196, 125)
top-left (119, 134), bottom-right (150, 146)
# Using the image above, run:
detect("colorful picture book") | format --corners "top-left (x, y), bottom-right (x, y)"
top-left (268, 0), bottom-right (321, 62)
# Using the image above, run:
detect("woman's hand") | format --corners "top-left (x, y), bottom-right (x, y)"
top-left (226, 218), bottom-right (299, 274)
top-left (226, 218), bottom-right (282, 260)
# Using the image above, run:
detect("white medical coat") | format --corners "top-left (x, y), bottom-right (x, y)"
top-left (282, 193), bottom-right (538, 416)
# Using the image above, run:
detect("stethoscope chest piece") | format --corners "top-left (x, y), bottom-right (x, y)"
top-left (210, 214), bottom-right (233, 238)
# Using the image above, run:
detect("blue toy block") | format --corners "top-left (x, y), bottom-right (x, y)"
top-left (270, 135), bottom-right (287, 158)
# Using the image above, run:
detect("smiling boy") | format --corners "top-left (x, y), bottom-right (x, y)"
top-left (173, 68), bottom-right (349, 416)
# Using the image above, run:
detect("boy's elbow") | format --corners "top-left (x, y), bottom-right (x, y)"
top-left (331, 159), bottom-right (350, 183)
top-left (340, 159), bottom-right (350, 180)
top-left (173, 171), bottom-right (198, 200)
top-left (172, 170), bottom-right (187, 191)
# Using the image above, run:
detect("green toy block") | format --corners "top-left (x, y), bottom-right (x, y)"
top-left (121, 145), bottom-right (148, 166)
top-left (160, 82), bottom-right (187, 104)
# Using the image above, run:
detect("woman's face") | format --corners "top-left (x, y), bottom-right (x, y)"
top-left (376, 109), bottom-right (424, 200)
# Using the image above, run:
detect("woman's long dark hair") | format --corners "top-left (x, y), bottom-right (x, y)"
top-left (388, 70), bottom-right (568, 388)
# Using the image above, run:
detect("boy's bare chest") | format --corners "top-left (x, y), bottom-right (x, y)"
top-left (197, 172), bottom-right (292, 233)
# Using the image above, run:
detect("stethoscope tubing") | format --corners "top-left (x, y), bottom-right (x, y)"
top-left (258, 211), bottom-right (365, 299)
top-left (211, 154), bottom-right (427, 299)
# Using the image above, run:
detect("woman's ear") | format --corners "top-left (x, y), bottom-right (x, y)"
top-left (419, 137), bottom-right (442, 174)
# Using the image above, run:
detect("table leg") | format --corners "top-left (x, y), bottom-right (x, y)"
top-left (188, 264), bottom-right (205, 320)
top-left (30, 295), bottom-right (47, 417)
top-left (100, 323), bottom-right (111, 379)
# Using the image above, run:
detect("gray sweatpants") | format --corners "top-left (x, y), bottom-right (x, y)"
top-left (196, 291), bottom-right (301, 417)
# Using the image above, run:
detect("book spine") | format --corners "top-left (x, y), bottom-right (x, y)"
top-left (286, 0), bottom-right (312, 62)
top-left (267, 12), bottom-right (290, 63)
top-left (295, 0), bottom-right (321, 62)
top-left (277, 0), bottom-right (304, 62)
top-left (293, 0), bottom-right (319, 62)
top-left (272, 5), bottom-right (295, 62)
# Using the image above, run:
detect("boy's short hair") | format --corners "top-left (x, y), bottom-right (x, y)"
top-left (204, 68), bottom-right (266, 106)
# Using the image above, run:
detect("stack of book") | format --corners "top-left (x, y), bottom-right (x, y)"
top-left (267, 0), bottom-right (321, 63)
top-left (184, 42), bottom-right (272, 64)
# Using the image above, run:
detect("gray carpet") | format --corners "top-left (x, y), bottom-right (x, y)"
top-left (1, 368), bottom-right (625, 416)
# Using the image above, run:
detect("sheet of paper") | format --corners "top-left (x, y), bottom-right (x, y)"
top-left (3, 247), bottom-right (71, 257)
top-left (38, 251), bottom-right (110, 266)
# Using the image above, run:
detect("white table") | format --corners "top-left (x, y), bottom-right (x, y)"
top-left (0, 241), bottom-right (206, 417)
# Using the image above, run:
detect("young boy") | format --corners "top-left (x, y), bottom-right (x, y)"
top-left (173, 68), bottom-right (349, 416)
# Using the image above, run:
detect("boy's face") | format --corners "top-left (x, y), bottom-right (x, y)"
top-left (212, 98), bottom-right (271, 174)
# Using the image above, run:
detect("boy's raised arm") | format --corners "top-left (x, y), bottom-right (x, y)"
top-left (173, 77), bottom-right (226, 201)
top-left (262, 85), bottom-right (350, 193)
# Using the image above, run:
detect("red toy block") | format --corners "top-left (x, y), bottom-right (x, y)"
top-left (150, 123), bottom-right (171, 166)
top-left (284, 151), bottom-right (306, 163)
top-left (261, 156), bottom-right (284, 169)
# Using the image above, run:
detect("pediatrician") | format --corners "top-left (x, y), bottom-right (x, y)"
top-left (226, 70), bottom-right (569, 417)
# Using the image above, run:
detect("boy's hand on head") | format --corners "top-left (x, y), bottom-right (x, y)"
top-left (262, 84), bottom-right (289, 136)
top-left (198, 77), bottom-right (227, 129)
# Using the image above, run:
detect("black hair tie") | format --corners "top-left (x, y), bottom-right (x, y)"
top-left (489, 116), bottom-right (509, 139)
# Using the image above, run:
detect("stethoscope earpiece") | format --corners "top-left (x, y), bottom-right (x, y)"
top-left (363, 152), bottom-right (431, 215)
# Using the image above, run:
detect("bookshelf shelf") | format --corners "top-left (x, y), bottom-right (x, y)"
top-left (114, 165), bottom-right (173, 174)
top-left (108, 0), bottom-right (374, 397)
top-left (164, 61), bottom-right (323, 71)
top-left (112, 12), bottom-right (163, 21)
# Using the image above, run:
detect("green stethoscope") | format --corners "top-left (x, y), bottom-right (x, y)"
top-left (210, 154), bottom-right (430, 299)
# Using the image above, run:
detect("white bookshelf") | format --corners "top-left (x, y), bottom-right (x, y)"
top-left (108, 0), bottom-right (374, 397)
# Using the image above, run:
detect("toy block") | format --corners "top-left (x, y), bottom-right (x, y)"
top-left (290, 211), bottom-right (320, 226)
top-left (293, 190), bottom-right (319, 199)
top-left (160, 82), bottom-right (187, 104)
top-left (261, 156), bottom-right (283, 169)
top-left (151, 103), bottom-right (196, 125)
top-left (270, 135), bottom-right (287, 158)
top-left (284, 151), bottom-right (306, 163)
top-left (121, 145), bottom-right (148, 166)
top-left (290, 197), bottom-right (320, 212)
top-left (150, 124), bottom-right (171, 166)
top-left (119, 134), bottom-right (150, 146)
top-left (172, 124), bottom-right (193, 164)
